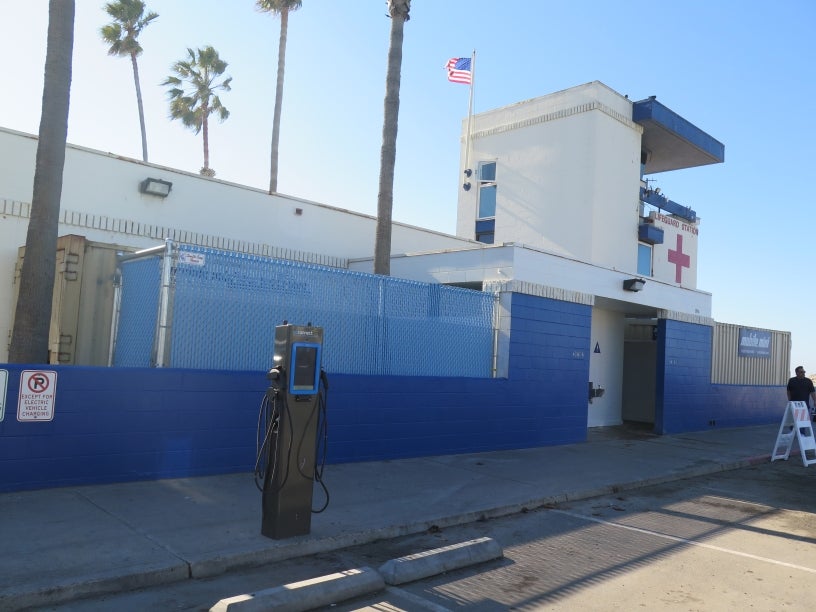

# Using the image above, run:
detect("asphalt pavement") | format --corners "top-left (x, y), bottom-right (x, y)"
top-left (0, 422), bottom-right (791, 611)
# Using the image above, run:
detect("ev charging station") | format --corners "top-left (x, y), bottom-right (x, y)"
top-left (258, 323), bottom-right (327, 539)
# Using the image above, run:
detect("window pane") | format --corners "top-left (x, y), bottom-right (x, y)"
top-left (637, 243), bottom-right (652, 276)
top-left (479, 162), bottom-right (496, 182)
top-left (478, 185), bottom-right (496, 218)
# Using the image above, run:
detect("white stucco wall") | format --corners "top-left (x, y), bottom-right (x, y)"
top-left (588, 307), bottom-right (625, 427)
top-left (649, 211), bottom-right (699, 287)
top-left (0, 128), bottom-right (471, 259)
top-left (457, 82), bottom-right (643, 273)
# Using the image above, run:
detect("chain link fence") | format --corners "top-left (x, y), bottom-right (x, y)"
top-left (112, 253), bottom-right (162, 367)
top-left (112, 243), bottom-right (495, 377)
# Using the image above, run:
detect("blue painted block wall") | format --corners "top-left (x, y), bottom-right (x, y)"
top-left (0, 367), bottom-right (264, 492)
top-left (506, 294), bottom-right (591, 442)
top-left (0, 293), bottom-right (592, 492)
top-left (330, 294), bottom-right (592, 462)
top-left (1, 307), bottom-right (788, 493)
top-left (655, 319), bottom-right (783, 434)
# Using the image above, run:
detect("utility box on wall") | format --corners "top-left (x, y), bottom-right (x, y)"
top-left (10, 235), bottom-right (135, 365)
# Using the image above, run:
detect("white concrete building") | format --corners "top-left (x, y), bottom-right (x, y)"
top-left (1, 81), bottom-right (738, 428)
top-left (353, 82), bottom-right (725, 426)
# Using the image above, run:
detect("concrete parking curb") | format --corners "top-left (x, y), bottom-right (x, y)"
top-left (210, 537), bottom-right (503, 612)
top-left (379, 536), bottom-right (503, 585)
top-left (209, 566), bottom-right (385, 612)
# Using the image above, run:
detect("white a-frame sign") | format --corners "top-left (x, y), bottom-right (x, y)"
top-left (771, 401), bottom-right (816, 467)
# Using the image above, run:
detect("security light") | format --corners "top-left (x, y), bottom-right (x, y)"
top-left (140, 178), bottom-right (172, 198)
top-left (623, 278), bottom-right (646, 292)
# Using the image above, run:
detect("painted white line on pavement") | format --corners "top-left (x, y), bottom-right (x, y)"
top-left (552, 509), bottom-right (816, 575)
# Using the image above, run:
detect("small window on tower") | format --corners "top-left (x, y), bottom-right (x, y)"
top-left (477, 161), bottom-right (497, 219)
top-left (479, 162), bottom-right (496, 182)
top-left (637, 243), bottom-right (653, 276)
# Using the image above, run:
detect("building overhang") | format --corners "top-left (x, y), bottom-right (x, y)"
top-left (368, 243), bottom-right (713, 319)
top-left (633, 97), bottom-right (724, 174)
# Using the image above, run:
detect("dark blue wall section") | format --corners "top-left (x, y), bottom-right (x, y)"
top-left (655, 319), bottom-right (783, 434)
top-left (0, 367), bottom-right (264, 492)
top-left (0, 303), bottom-right (785, 492)
top-left (0, 293), bottom-right (593, 492)
top-left (507, 294), bottom-right (591, 443)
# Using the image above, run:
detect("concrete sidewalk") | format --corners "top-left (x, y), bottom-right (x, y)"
top-left (0, 424), bottom-right (782, 610)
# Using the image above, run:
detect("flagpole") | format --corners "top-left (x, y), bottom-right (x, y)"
top-left (464, 50), bottom-right (476, 179)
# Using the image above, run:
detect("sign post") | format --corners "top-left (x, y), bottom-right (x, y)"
top-left (771, 401), bottom-right (816, 467)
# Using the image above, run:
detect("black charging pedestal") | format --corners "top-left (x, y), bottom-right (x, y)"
top-left (261, 324), bottom-right (323, 539)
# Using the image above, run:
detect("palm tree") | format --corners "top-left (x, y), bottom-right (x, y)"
top-left (373, 0), bottom-right (410, 276)
top-left (162, 46), bottom-right (232, 176)
top-left (9, 0), bottom-right (75, 363)
top-left (100, 0), bottom-right (158, 163)
top-left (256, 0), bottom-right (302, 194)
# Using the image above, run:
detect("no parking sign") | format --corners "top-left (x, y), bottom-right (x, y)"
top-left (18, 370), bottom-right (58, 422)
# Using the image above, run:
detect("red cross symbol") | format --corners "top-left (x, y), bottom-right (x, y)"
top-left (668, 234), bottom-right (690, 283)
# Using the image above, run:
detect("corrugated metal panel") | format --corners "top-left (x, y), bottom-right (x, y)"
top-left (711, 322), bottom-right (790, 385)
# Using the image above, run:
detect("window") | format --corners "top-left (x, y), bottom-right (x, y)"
top-left (479, 161), bottom-right (496, 182)
top-left (477, 161), bottom-right (497, 219)
top-left (478, 185), bottom-right (496, 219)
top-left (637, 243), bottom-right (652, 276)
top-left (474, 161), bottom-right (497, 243)
top-left (475, 219), bottom-right (494, 244)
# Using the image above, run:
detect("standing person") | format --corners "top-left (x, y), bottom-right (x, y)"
top-left (787, 366), bottom-right (816, 420)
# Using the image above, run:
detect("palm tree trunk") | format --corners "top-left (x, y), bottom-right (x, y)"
top-left (373, 11), bottom-right (407, 276)
top-left (9, 0), bottom-right (75, 363)
top-left (130, 51), bottom-right (148, 162)
top-left (202, 111), bottom-right (210, 173)
top-left (268, 8), bottom-right (289, 194)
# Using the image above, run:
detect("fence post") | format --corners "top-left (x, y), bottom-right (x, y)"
top-left (493, 289), bottom-right (512, 379)
top-left (152, 239), bottom-right (175, 367)
top-left (107, 264), bottom-right (123, 366)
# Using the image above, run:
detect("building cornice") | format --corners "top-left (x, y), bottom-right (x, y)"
top-left (472, 100), bottom-right (642, 141)
top-left (1, 197), bottom-right (347, 269)
top-left (484, 279), bottom-right (594, 305)
top-left (657, 309), bottom-right (714, 326)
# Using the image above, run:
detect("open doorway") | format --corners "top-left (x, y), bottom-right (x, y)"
top-left (622, 317), bottom-right (658, 427)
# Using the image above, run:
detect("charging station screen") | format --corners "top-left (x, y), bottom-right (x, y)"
top-left (292, 345), bottom-right (318, 392)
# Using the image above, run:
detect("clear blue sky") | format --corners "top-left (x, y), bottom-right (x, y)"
top-left (1, 0), bottom-right (814, 375)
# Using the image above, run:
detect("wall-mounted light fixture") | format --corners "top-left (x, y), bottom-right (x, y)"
top-left (139, 178), bottom-right (173, 198)
top-left (623, 278), bottom-right (646, 292)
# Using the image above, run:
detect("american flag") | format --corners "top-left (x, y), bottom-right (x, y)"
top-left (446, 57), bottom-right (472, 85)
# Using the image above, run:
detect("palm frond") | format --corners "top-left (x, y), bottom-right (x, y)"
top-left (163, 45), bottom-right (233, 148)
top-left (100, 0), bottom-right (156, 58)
top-left (256, 0), bottom-right (303, 16)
